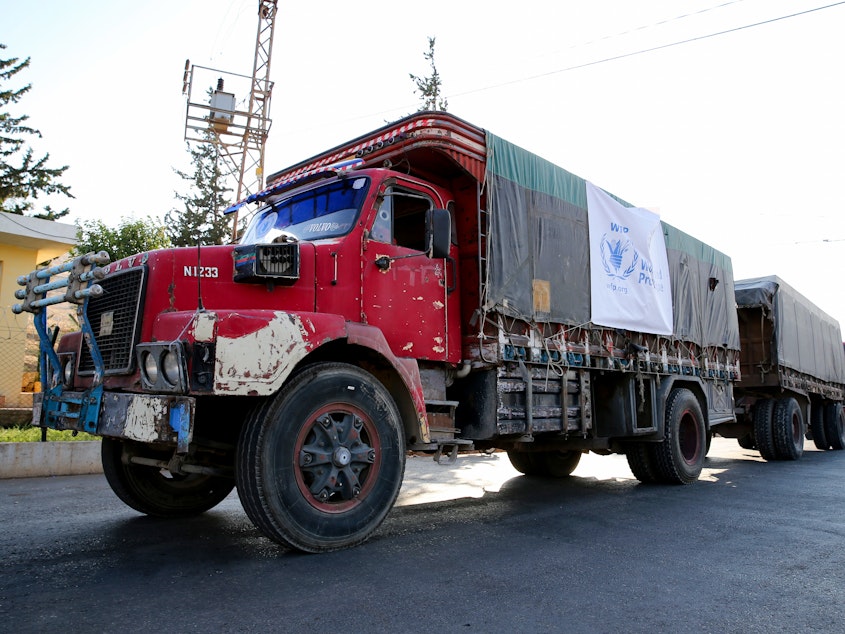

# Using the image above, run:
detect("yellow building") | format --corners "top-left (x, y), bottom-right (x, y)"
top-left (0, 212), bottom-right (76, 411)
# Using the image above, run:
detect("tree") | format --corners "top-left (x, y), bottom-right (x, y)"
top-left (409, 37), bottom-right (448, 112)
top-left (0, 44), bottom-right (72, 218)
top-left (73, 216), bottom-right (171, 262)
top-left (165, 139), bottom-right (233, 247)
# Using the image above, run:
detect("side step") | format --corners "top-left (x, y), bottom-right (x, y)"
top-left (433, 438), bottom-right (474, 465)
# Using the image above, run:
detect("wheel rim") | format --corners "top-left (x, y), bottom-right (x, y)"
top-left (294, 403), bottom-right (381, 513)
top-left (678, 409), bottom-right (701, 465)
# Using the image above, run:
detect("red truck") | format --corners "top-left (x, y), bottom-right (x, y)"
top-left (16, 112), bottom-right (748, 552)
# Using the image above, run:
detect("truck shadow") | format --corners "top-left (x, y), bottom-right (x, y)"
top-left (77, 444), bottom-right (844, 564)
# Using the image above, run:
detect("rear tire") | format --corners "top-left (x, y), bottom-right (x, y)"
top-left (772, 397), bottom-right (804, 461)
top-left (811, 403), bottom-right (829, 450)
top-left (626, 443), bottom-right (660, 484)
top-left (101, 438), bottom-right (235, 517)
top-left (753, 398), bottom-right (777, 461)
top-left (236, 362), bottom-right (405, 553)
top-left (824, 403), bottom-right (845, 450)
top-left (652, 388), bottom-right (706, 484)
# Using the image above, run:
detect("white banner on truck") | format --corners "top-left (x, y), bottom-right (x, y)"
top-left (587, 182), bottom-right (673, 335)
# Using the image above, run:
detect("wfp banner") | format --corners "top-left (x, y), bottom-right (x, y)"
top-left (586, 182), bottom-right (673, 335)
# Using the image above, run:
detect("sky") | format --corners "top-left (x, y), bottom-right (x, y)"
top-left (4, 0), bottom-right (845, 327)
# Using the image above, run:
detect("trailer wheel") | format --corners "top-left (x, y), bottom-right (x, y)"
top-left (753, 398), bottom-right (777, 461)
top-left (236, 362), bottom-right (405, 553)
top-left (824, 403), bottom-right (845, 450)
top-left (101, 438), bottom-right (235, 517)
top-left (653, 388), bottom-right (706, 484)
top-left (810, 403), bottom-right (829, 450)
top-left (625, 443), bottom-right (660, 483)
top-left (507, 450), bottom-right (581, 477)
top-left (772, 397), bottom-right (804, 461)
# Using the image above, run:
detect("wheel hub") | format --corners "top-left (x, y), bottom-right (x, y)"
top-left (295, 408), bottom-right (380, 511)
top-left (333, 446), bottom-right (352, 467)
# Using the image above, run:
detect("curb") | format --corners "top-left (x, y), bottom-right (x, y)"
top-left (0, 441), bottom-right (103, 479)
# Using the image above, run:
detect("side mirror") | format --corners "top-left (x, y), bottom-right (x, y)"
top-left (425, 208), bottom-right (451, 259)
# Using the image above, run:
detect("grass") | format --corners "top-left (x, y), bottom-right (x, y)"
top-left (0, 426), bottom-right (98, 442)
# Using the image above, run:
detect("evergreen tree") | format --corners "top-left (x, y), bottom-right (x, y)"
top-left (166, 139), bottom-right (233, 246)
top-left (0, 44), bottom-right (72, 218)
top-left (409, 37), bottom-right (448, 112)
top-left (73, 216), bottom-right (171, 261)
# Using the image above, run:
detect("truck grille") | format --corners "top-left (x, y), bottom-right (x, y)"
top-left (78, 267), bottom-right (145, 375)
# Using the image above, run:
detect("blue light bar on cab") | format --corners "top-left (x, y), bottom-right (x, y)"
top-left (224, 158), bottom-right (364, 215)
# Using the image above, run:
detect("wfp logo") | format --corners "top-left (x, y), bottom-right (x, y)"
top-left (600, 233), bottom-right (639, 280)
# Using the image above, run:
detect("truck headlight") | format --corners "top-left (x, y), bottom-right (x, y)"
top-left (137, 343), bottom-right (186, 392)
top-left (63, 356), bottom-right (74, 385)
top-left (142, 350), bottom-right (159, 385)
top-left (57, 352), bottom-right (75, 387)
top-left (162, 350), bottom-right (182, 386)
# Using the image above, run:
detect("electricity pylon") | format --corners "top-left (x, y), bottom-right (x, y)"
top-left (183, 0), bottom-right (278, 241)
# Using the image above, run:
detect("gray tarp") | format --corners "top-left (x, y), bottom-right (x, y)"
top-left (485, 131), bottom-right (740, 350)
top-left (735, 276), bottom-right (845, 383)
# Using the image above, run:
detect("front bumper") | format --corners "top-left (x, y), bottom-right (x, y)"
top-left (34, 392), bottom-right (196, 453)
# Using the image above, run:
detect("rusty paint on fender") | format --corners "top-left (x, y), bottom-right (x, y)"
top-left (213, 311), bottom-right (348, 395)
top-left (193, 311), bottom-right (217, 342)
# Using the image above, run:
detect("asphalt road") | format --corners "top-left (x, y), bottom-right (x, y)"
top-left (2, 438), bottom-right (844, 633)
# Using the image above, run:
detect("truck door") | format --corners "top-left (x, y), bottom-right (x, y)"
top-left (362, 183), bottom-right (453, 362)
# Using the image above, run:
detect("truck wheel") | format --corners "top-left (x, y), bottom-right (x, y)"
top-left (536, 450), bottom-right (582, 477)
top-left (772, 397), bottom-right (804, 461)
top-left (507, 450), bottom-right (581, 477)
top-left (101, 438), bottom-right (235, 517)
top-left (753, 398), bottom-right (777, 461)
top-left (653, 388), bottom-right (706, 484)
top-left (508, 450), bottom-right (582, 477)
top-left (507, 450), bottom-right (538, 475)
top-left (625, 443), bottom-right (660, 483)
top-left (823, 403), bottom-right (845, 450)
top-left (236, 362), bottom-right (405, 553)
top-left (737, 434), bottom-right (756, 450)
top-left (810, 403), bottom-right (829, 450)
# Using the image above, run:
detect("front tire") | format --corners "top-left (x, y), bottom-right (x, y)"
top-left (236, 363), bottom-right (405, 552)
top-left (652, 388), bottom-right (706, 484)
top-left (101, 438), bottom-right (235, 517)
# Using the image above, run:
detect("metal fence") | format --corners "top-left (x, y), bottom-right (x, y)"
top-left (0, 304), bottom-right (41, 411)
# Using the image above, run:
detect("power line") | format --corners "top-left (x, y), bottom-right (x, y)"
top-left (449, 1), bottom-right (845, 100)
top-left (552, 0), bottom-right (750, 55)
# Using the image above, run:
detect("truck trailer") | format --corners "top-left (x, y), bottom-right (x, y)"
top-left (725, 275), bottom-right (845, 459)
top-left (13, 111), bottom-right (795, 552)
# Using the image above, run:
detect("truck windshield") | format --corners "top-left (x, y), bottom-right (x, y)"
top-left (241, 176), bottom-right (370, 244)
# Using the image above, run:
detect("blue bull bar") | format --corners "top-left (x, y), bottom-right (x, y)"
top-left (13, 251), bottom-right (110, 434)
